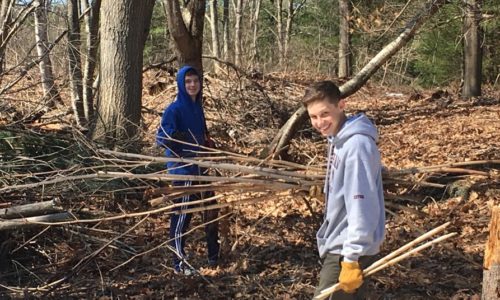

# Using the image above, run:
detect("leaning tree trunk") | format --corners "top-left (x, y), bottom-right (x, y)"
top-left (164, 0), bottom-right (205, 73)
top-left (33, 0), bottom-right (62, 120)
top-left (263, 0), bottom-right (448, 159)
top-left (462, 0), bottom-right (482, 98)
top-left (338, 0), bottom-right (352, 78)
top-left (92, 0), bottom-right (154, 151)
top-left (67, 0), bottom-right (85, 128)
top-left (482, 206), bottom-right (500, 300)
top-left (81, 0), bottom-right (101, 123)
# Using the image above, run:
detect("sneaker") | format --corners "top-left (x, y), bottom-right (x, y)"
top-left (208, 259), bottom-right (217, 267)
top-left (174, 263), bottom-right (195, 276)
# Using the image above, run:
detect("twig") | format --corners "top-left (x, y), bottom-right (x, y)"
top-left (40, 215), bottom-right (150, 296)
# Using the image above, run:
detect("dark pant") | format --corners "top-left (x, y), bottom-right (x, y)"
top-left (313, 254), bottom-right (376, 300)
top-left (169, 180), bottom-right (220, 267)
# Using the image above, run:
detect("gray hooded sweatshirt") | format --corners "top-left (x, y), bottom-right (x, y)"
top-left (317, 114), bottom-right (385, 262)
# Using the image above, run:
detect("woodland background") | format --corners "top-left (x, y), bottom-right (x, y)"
top-left (0, 0), bottom-right (499, 299)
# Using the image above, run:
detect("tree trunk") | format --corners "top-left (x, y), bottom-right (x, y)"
top-left (67, 0), bottom-right (85, 128)
top-left (482, 206), bottom-right (500, 300)
top-left (92, 0), bottom-right (154, 151)
top-left (338, 0), bottom-right (352, 78)
top-left (222, 0), bottom-right (230, 61)
top-left (233, 0), bottom-right (243, 67)
top-left (462, 0), bottom-right (482, 98)
top-left (276, 0), bottom-right (284, 66)
top-left (283, 0), bottom-right (295, 67)
top-left (81, 0), bottom-right (101, 123)
top-left (263, 0), bottom-right (448, 159)
top-left (209, 0), bottom-right (221, 73)
top-left (164, 0), bottom-right (205, 73)
top-left (34, 0), bottom-right (62, 116)
top-left (250, 0), bottom-right (261, 65)
top-left (0, 0), bottom-right (13, 76)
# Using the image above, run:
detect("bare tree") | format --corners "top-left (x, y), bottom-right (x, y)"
top-left (263, 0), bottom-right (448, 159)
top-left (0, 0), bottom-right (35, 75)
top-left (67, 0), bottom-right (85, 127)
top-left (222, 0), bottom-right (229, 61)
top-left (0, 0), bottom-right (13, 75)
top-left (462, 0), bottom-right (482, 97)
top-left (80, 0), bottom-right (101, 123)
top-left (92, 0), bottom-right (154, 150)
top-left (164, 0), bottom-right (205, 73)
top-left (338, 0), bottom-right (352, 78)
top-left (34, 0), bottom-right (62, 118)
top-left (275, 0), bottom-right (306, 67)
top-left (233, 0), bottom-right (243, 67)
top-left (250, 0), bottom-right (261, 65)
top-left (209, 0), bottom-right (221, 73)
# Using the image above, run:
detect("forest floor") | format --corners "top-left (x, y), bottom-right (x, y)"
top-left (0, 69), bottom-right (499, 299)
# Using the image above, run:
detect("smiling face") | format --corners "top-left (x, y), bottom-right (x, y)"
top-left (184, 74), bottom-right (201, 100)
top-left (307, 98), bottom-right (346, 137)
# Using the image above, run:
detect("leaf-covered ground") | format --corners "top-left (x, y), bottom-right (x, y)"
top-left (1, 71), bottom-right (499, 299)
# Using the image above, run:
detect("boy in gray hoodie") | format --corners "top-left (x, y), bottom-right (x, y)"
top-left (303, 81), bottom-right (385, 299)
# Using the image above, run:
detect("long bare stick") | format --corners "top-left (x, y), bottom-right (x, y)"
top-left (314, 230), bottom-right (457, 300)
top-left (365, 222), bottom-right (450, 273)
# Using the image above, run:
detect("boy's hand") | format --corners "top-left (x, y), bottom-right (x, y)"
top-left (338, 261), bottom-right (363, 293)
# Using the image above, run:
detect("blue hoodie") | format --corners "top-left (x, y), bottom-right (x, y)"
top-left (317, 114), bottom-right (385, 262)
top-left (156, 66), bottom-right (207, 175)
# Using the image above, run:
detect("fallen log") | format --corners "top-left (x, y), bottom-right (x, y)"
top-left (0, 199), bottom-right (62, 219)
top-left (0, 212), bottom-right (73, 231)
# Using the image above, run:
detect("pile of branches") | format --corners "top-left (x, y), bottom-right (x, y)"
top-left (0, 127), bottom-right (499, 297)
top-left (1, 127), bottom-right (498, 231)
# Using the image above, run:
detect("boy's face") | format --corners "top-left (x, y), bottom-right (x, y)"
top-left (306, 98), bottom-right (346, 137)
top-left (185, 74), bottom-right (201, 100)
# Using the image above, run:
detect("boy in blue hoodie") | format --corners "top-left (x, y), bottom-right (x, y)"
top-left (156, 66), bottom-right (219, 275)
top-left (303, 81), bottom-right (385, 299)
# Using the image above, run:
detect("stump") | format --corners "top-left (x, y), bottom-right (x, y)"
top-left (482, 205), bottom-right (500, 300)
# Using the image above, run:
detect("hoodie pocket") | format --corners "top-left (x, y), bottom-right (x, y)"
top-left (316, 220), bottom-right (329, 240)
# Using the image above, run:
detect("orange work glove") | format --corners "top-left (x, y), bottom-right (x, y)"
top-left (338, 261), bottom-right (363, 293)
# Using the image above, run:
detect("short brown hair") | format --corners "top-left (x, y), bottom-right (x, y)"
top-left (185, 69), bottom-right (200, 77)
top-left (302, 81), bottom-right (342, 107)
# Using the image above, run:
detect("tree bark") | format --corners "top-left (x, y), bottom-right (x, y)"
top-left (67, 0), bottom-right (85, 128)
top-left (34, 0), bottom-right (62, 116)
top-left (164, 0), bottom-right (205, 73)
top-left (462, 0), bottom-right (482, 98)
top-left (92, 0), bottom-right (154, 151)
top-left (81, 0), bottom-right (101, 123)
top-left (263, 0), bottom-right (448, 159)
top-left (338, 0), bottom-right (352, 78)
top-left (482, 206), bottom-right (500, 300)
